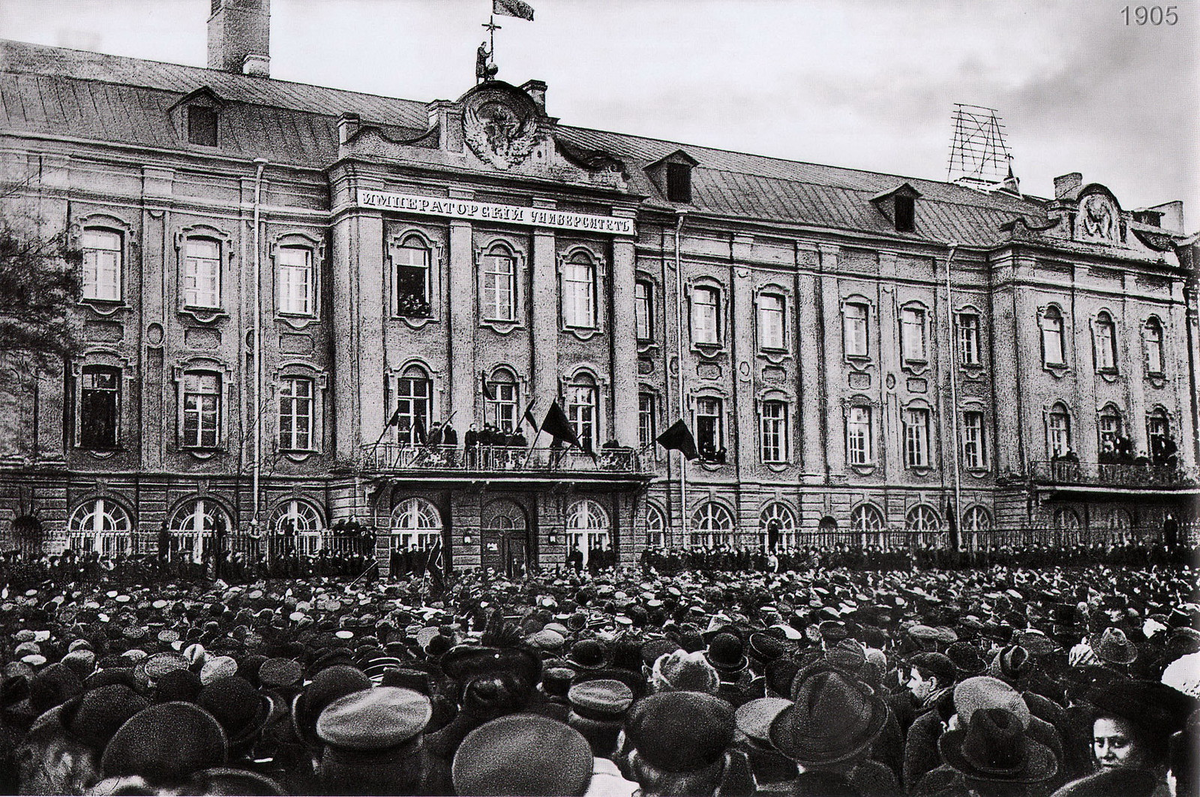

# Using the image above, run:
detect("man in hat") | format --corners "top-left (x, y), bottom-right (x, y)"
top-left (314, 686), bottom-right (434, 795)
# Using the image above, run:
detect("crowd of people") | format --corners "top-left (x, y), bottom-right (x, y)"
top-left (0, 551), bottom-right (1196, 796)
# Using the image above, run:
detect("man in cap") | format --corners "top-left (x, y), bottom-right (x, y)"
top-left (314, 686), bottom-right (434, 795)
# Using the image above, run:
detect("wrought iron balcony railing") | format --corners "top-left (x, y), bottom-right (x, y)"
top-left (1029, 460), bottom-right (1194, 488)
top-left (360, 443), bottom-right (645, 475)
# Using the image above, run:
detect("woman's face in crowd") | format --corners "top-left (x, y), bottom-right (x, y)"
top-left (1093, 716), bottom-right (1148, 771)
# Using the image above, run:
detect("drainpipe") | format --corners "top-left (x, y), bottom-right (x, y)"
top-left (251, 158), bottom-right (268, 550)
top-left (944, 242), bottom-right (962, 548)
top-left (674, 212), bottom-right (688, 547)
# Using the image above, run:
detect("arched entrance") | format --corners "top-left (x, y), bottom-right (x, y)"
top-left (481, 499), bottom-right (529, 578)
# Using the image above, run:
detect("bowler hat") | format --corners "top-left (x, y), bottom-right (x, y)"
top-left (197, 677), bottom-right (272, 747)
top-left (705, 633), bottom-right (748, 673)
top-left (60, 684), bottom-right (149, 752)
top-left (954, 676), bottom-right (1031, 729)
top-left (770, 665), bottom-right (888, 766)
top-left (292, 665), bottom-right (372, 746)
top-left (452, 714), bottom-right (593, 796)
top-left (442, 645), bottom-right (542, 688)
top-left (938, 707), bottom-right (1057, 783)
top-left (101, 702), bottom-right (228, 784)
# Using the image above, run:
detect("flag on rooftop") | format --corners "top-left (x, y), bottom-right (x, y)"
top-left (493, 0), bottom-right (534, 21)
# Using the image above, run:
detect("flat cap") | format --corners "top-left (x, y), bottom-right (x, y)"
top-left (316, 687), bottom-right (431, 750)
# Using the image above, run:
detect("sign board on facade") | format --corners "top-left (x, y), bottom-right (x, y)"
top-left (357, 190), bottom-right (636, 236)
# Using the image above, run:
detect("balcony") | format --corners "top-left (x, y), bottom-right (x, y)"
top-left (1029, 460), bottom-right (1195, 489)
top-left (358, 443), bottom-right (650, 484)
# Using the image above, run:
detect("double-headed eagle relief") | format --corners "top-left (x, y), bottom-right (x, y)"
top-left (462, 85), bottom-right (544, 170)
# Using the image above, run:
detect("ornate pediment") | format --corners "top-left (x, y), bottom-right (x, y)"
top-left (460, 81), bottom-right (549, 171)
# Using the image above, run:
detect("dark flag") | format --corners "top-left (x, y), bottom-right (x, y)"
top-left (481, 371), bottom-right (496, 401)
top-left (541, 401), bottom-right (581, 449)
top-left (656, 419), bottom-right (698, 460)
top-left (424, 535), bottom-right (446, 598)
top-left (522, 400), bottom-right (538, 432)
top-left (945, 497), bottom-right (960, 551)
top-left (493, 0), bottom-right (534, 21)
top-left (413, 416), bottom-right (427, 445)
top-left (386, 403), bottom-right (402, 427)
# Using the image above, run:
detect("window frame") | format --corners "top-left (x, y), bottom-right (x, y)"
top-left (392, 235), bottom-right (433, 319)
top-left (276, 245), bottom-right (315, 317)
top-left (78, 364), bottom-right (122, 451)
top-left (842, 300), bottom-right (870, 359)
top-left (1093, 311), bottom-right (1118, 373)
top-left (694, 396), bottom-right (724, 459)
top-left (180, 370), bottom-right (222, 451)
top-left (561, 249), bottom-right (598, 330)
top-left (67, 498), bottom-right (133, 557)
top-left (176, 228), bottom-right (230, 316)
top-left (666, 162), bottom-right (692, 203)
top-left (1097, 405), bottom-right (1123, 457)
top-left (757, 292), bottom-right (787, 352)
top-left (957, 312), bottom-right (981, 366)
top-left (479, 242), bottom-right (519, 324)
top-left (1046, 403), bottom-right (1072, 459)
top-left (1040, 306), bottom-right (1067, 368)
top-left (388, 365), bottom-right (433, 446)
top-left (566, 499), bottom-right (612, 563)
top-left (846, 404), bottom-right (873, 466)
top-left (760, 399), bottom-right (788, 464)
top-left (390, 497), bottom-right (443, 552)
top-left (691, 284), bottom-right (722, 346)
top-left (690, 501), bottom-right (734, 548)
top-left (187, 105), bottom-right (218, 147)
top-left (902, 405), bottom-right (931, 469)
top-left (277, 375), bottom-right (315, 453)
top-left (81, 228), bottom-right (123, 303)
top-left (485, 368), bottom-right (520, 433)
top-left (634, 279), bottom-right (655, 342)
top-left (638, 391), bottom-right (657, 452)
top-left (566, 374), bottom-right (599, 452)
top-left (961, 410), bottom-right (987, 471)
top-left (1144, 317), bottom-right (1165, 377)
top-left (900, 305), bottom-right (928, 364)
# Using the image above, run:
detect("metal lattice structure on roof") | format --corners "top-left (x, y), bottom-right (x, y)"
top-left (947, 103), bottom-right (1013, 188)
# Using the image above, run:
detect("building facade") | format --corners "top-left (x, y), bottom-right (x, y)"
top-left (0, 0), bottom-right (1196, 573)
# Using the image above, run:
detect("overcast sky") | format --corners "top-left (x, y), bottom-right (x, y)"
top-left (1, 0), bottom-right (1196, 226)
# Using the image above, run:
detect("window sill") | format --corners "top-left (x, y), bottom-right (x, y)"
top-left (180, 306), bottom-right (228, 325)
top-left (844, 354), bottom-right (872, 367)
top-left (395, 314), bottom-right (438, 331)
top-left (763, 461), bottom-right (790, 472)
top-left (692, 343), bottom-right (724, 359)
top-left (905, 465), bottom-right (934, 477)
top-left (965, 467), bottom-right (991, 479)
top-left (759, 348), bottom-right (791, 365)
top-left (277, 313), bottom-right (320, 330)
top-left (1096, 368), bottom-right (1120, 383)
top-left (181, 447), bottom-right (223, 460)
top-left (480, 318), bottom-right (523, 335)
top-left (563, 326), bottom-right (602, 342)
top-left (960, 363), bottom-right (986, 379)
top-left (902, 360), bottom-right (930, 376)
top-left (848, 463), bottom-right (877, 476)
top-left (1145, 372), bottom-right (1167, 388)
top-left (78, 447), bottom-right (123, 459)
top-left (281, 450), bottom-right (318, 462)
top-left (1042, 363), bottom-right (1070, 378)
top-left (79, 299), bottom-right (130, 318)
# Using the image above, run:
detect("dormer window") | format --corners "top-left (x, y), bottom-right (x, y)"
top-left (188, 106), bottom-right (218, 146)
top-left (667, 162), bottom-right (692, 203)
top-left (871, 182), bottom-right (922, 233)
top-left (647, 150), bottom-right (699, 205)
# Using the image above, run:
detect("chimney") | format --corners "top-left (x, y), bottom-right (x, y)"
top-left (337, 113), bottom-right (361, 145)
top-left (1054, 172), bottom-right (1082, 200)
top-left (521, 80), bottom-right (547, 113)
top-left (209, 0), bottom-right (270, 77)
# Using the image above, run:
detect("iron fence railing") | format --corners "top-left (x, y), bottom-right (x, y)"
top-left (359, 443), bottom-right (643, 474)
top-left (1030, 459), bottom-right (1194, 487)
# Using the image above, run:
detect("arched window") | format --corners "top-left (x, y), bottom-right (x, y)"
top-left (1040, 306), bottom-right (1066, 367)
top-left (390, 497), bottom-right (442, 551)
top-left (1097, 405), bottom-right (1123, 459)
top-left (818, 516), bottom-right (839, 547)
top-left (1144, 318), bottom-right (1165, 375)
top-left (691, 502), bottom-right (734, 548)
top-left (1053, 507), bottom-right (1083, 546)
top-left (485, 368), bottom-right (519, 432)
top-left (391, 365), bottom-right (431, 446)
top-left (169, 499), bottom-right (229, 564)
top-left (1147, 408), bottom-right (1174, 466)
top-left (68, 499), bottom-right (132, 557)
top-left (566, 373), bottom-right (598, 452)
top-left (562, 251), bottom-right (596, 329)
top-left (760, 503), bottom-right (796, 551)
top-left (481, 244), bottom-right (516, 322)
top-left (906, 505), bottom-right (942, 532)
top-left (272, 500), bottom-right (324, 554)
top-left (393, 236), bottom-right (432, 318)
top-left (962, 506), bottom-right (992, 532)
top-left (645, 503), bottom-right (666, 548)
top-left (850, 503), bottom-right (885, 548)
top-left (1094, 311), bottom-right (1118, 372)
top-left (566, 499), bottom-right (610, 564)
top-left (1102, 508), bottom-right (1133, 544)
top-left (1047, 403), bottom-right (1072, 458)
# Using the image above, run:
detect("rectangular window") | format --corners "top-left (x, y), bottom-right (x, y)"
top-left (82, 230), bottom-right (122, 302)
top-left (1041, 312), bottom-right (1065, 366)
top-left (394, 241), bottom-right (431, 318)
top-left (638, 392), bottom-right (656, 450)
top-left (1095, 319), bottom-right (1117, 371)
top-left (634, 281), bottom-right (653, 341)
top-left (184, 238), bottom-right (221, 308)
top-left (760, 401), bottom-right (787, 463)
top-left (962, 411), bottom-right (986, 470)
top-left (692, 286), bottom-right (720, 345)
top-left (482, 252), bottom-right (516, 322)
top-left (695, 397), bottom-right (723, 459)
top-left (846, 406), bottom-right (872, 465)
top-left (1145, 321), bottom-right (1164, 375)
top-left (79, 366), bottom-right (120, 449)
top-left (394, 374), bottom-right (431, 445)
top-left (1047, 412), bottom-right (1071, 458)
top-left (903, 407), bottom-right (930, 468)
top-left (278, 377), bottom-right (314, 451)
top-left (958, 313), bottom-right (981, 366)
top-left (567, 385), bottom-right (597, 452)
top-left (562, 259), bottom-right (596, 328)
top-left (182, 372), bottom-right (220, 449)
top-left (759, 294), bottom-right (785, 350)
top-left (843, 302), bottom-right (869, 358)
top-left (277, 247), bottom-right (313, 316)
top-left (187, 106), bottom-right (218, 147)
top-left (901, 307), bottom-right (927, 362)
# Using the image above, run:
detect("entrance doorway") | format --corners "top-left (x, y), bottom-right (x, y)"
top-left (481, 500), bottom-right (529, 578)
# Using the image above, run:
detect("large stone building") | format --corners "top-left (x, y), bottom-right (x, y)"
top-left (0, 0), bottom-right (1196, 574)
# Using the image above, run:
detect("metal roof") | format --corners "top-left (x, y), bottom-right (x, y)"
top-left (0, 37), bottom-right (1049, 245)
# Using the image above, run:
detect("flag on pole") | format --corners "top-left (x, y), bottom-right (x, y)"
top-left (386, 404), bottom-right (402, 427)
top-left (493, 0), bottom-right (534, 20)
top-left (424, 535), bottom-right (445, 599)
top-left (541, 401), bottom-right (581, 449)
top-left (481, 371), bottom-right (496, 401)
top-left (522, 400), bottom-right (539, 432)
top-left (945, 497), bottom-right (960, 551)
top-left (413, 416), bottom-right (427, 445)
top-left (425, 420), bottom-right (445, 448)
top-left (656, 420), bottom-right (699, 460)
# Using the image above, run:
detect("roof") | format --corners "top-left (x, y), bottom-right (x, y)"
top-left (0, 37), bottom-right (1050, 246)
